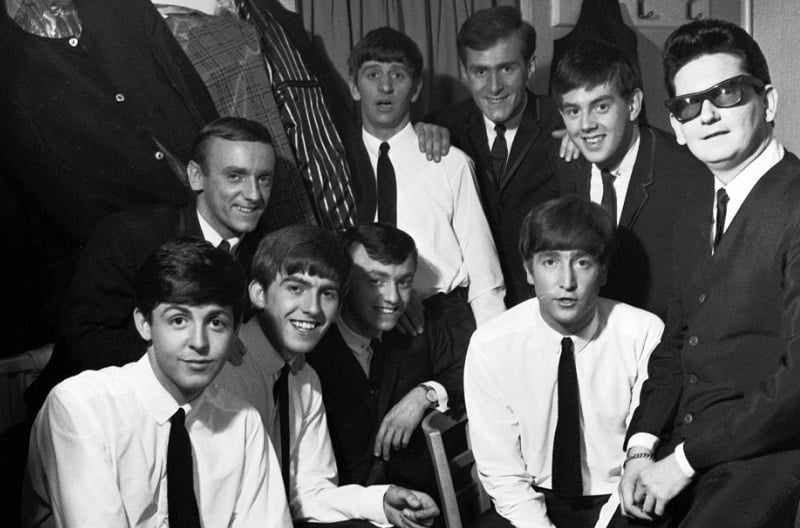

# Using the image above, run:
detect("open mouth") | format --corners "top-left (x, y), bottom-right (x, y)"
top-left (375, 306), bottom-right (398, 315)
top-left (556, 298), bottom-right (578, 307)
top-left (485, 95), bottom-right (508, 104)
top-left (290, 320), bottom-right (320, 332)
top-left (582, 135), bottom-right (605, 146)
top-left (234, 204), bottom-right (260, 214)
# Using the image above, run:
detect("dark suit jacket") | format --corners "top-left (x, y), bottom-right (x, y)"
top-left (628, 151), bottom-right (800, 471)
top-left (554, 126), bottom-right (710, 320)
top-left (25, 202), bottom-right (256, 413)
top-left (433, 92), bottom-right (562, 307)
top-left (306, 323), bottom-right (464, 496)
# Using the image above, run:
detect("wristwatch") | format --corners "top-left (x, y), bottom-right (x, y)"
top-left (418, 383), bottom-right (438, 409)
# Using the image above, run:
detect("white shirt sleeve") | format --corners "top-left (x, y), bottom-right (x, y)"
top-left (23, 386), bottom-right (131, 527)
top-left (464, 338), bottom-right (555, 528)
top-left (290, 372), bottom-right (390, 524)
top-left (236, 408), bottom-right (292, 527)
top-left (450, 157), bottom-right (506, 325)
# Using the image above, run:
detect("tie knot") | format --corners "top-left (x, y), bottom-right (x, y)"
top-left (601, 168), bottom-right (615, 180)
top-left (561, 337), bottom-right (574, 353)
top-left (380, 142), bottom-right (390, 155)
top-left (171, 408), bottom-right (186, 426)
top-left (370, 338), bottom-right (381, 353)
top-left (717, 187), bottom-right (729, 205)
top-left (494, 123), bottom-right (506, 136)
top-left (217, 240), bottom-right (231, 253)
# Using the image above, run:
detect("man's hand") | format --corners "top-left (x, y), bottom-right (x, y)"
top-left (635, 454), bottom-right (692, 518)
top-left (414, 122), bottom-right (451, 162)
top-left (619, 454), bottom-right (655, 521)
top-left (227, 337), bottom-right (247, 366)
top-left (552, 129), bottom-right (581, 162)
top-left (383, 485), bottom-right (440, 527)
top-left (374, 386), bottom-right (429, 460)
top-left (396, 290), bottom-right (425, 336)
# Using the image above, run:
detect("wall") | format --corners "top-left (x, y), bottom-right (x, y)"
top-left (753, 1), bottom-right (800, 151)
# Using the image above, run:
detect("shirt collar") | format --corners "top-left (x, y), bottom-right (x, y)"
top-left (482, 97), bottom-right (527, 140)
top-left (533, 299), bottom-right (600, 356)
top-left (197, 210), bottom-right (240, 251)
top-left (336, 314), bottom-right (374, 353)
top-left (361, 122), bottom-right (416, 157)
top-left (239, 317), bottom-right (304, 375)
top-left (130, 354), bottom-right (208, 426)
top-left (593, 129), bottom-right (641, 180)
top-left (714, 137), bottom-right (784, 197)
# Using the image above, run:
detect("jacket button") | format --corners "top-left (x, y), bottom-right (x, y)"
top-left (154, 151), bottom-right (165, 160)
top-left (68, 37), bottom-right (79, 47)
top-left (688, 336), bottom-right (699, 346)
top-left (688, 374), bottom-right (698, 384)
top-left (684, 413), bottom-right (694, 424)
top-left (115, 93), bottom-right (125, 103)
top-left (698, 293), bottom-right (706, 304)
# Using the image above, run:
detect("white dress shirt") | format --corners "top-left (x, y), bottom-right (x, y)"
top-left (363, 123), bottom-right (506, 325)
top-left (627, 138), bottom-right (786, 475)
top-left (214, 319), bottom-right (390, 524)
top-left (464, 298), bottom-right (663, 528)
top-left (23, 355), bottom-right (290, 528)
top-left (197, 209), bottom-right (241, 251)
top-left (482, 107), bottom-right (523, 156)
top-left (589, 132), bottom-right (640, 226)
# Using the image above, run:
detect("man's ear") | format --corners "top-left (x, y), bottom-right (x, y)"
top-left (764, 84), bottom-right (778, 124)
top-left (187, 160), bottom-right (204, 192)
top-left (249, 280), bottom-right (267, 310)
top-left (349, 78), bottom-right (361, 101)
top-left (133, 308), bottom-right (152, 342)
top-left (523, 258), bottom-right (536, 287)
top-left (526, 56), bottom-right (536, 80)
top-left (600, 265), bottom-right (608, 287)
top-left (628, 88), bottom-right (644, 122)
top-left (669, 114), bottom-right (687, 146)
top-left (411, 80), bottom-right (423, 103)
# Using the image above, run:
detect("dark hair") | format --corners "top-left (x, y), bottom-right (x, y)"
top-left (251, 225), bottom-right (352, 290)
top-left (343, 223), bottom-right (418, 267)
top-left (348, 26), bottom-right (423, 83)
top-left (457, 6), bottom-right (536, 66)
top-left (519, 196), bottom-right (615, 266)
top-left (552, 39), bottom-right (642, 100)
top-left (190, 117), bottom-right (272, 169)
top-left (663, 19), bottom-right (770, 97)
top-left (134, 238), bottom-right (247, 324)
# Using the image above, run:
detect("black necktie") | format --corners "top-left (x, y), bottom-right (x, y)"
top-left (217, 239), bottom-right (231, 254)
top-left (377, 142), bottom-right (397, 225)
top-left (713, 188), bottom-right (729, 250)
top-left (273, 363), bottom-right (291, 496)
top-left (600, 168), bottom-right (617, 228)
top-left (490, 124), bottom-right (507, 187)
top-left (552, 337), bottom-right (583, 498)
top-left (367, 338), bottom-right (383, 396)
top-left (167, 409), bottom-right (201, 528)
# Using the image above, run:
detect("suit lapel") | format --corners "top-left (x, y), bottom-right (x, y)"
top-left (619, 127), bottom-right (655, 229)
top-left (501, 93), bottom-right (543, 191)
top-left (181, 202), bottom-right (204, 238)
top-left (466, 108), bottom-right (494, 183)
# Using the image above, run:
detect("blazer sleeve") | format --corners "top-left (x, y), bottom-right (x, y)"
top-left (428, 322), bottom-right (465, 414)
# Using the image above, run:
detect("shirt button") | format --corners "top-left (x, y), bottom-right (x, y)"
top-left (688, 335), bottom-right (699, 346)
top-left (68, 37), bottom-right (79, 47)
top-left (115, 93), bottom-right (125, 103)
top-left (684, 413), bottom-right (694, 424)
top-left (688, 374), bottom-right (698, 384)
top-left (154, 151), bottom-right (165, 160)
top-left (698, 293), bottom-right (706, 304)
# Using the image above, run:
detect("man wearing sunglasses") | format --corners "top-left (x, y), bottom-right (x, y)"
top-left (551, 39), bottom-right (709, 320)
top-left (620, 19), bottom-right (800, 527)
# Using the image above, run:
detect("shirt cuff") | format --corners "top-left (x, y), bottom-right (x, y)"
top-left (422, 380), bottom-right (448, 412)
top-left (627, 432), bottom-right (659, 453)
top-left (673, 443), bottom-right (696, 478)
top-left (468, 287), bottom-right (506, 326)
top-left (359, 484), bottom-right (391, 525)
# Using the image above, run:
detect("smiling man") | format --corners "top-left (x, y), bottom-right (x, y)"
top-left (432, 6), bottom-right (563, 307)
top-left (620, 19), bottom-right (800, 527)
top-left (215, 225), bottom-right (441, 528)
top-left (23, 239), bottom-right (291, 527)
top-left (465, 196), bottom-right (662, 528)
top-left (26, 117), bottom-right (275, 414)
top-left (551, 39), bottom-right (709, 319)
top-left (307, 223), bottom-right (464, 499)
top-left (349, 26), bottom-right (505, 360)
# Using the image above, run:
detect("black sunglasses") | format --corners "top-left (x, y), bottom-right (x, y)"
top-left (665, 75), bottom-right (766, 123)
